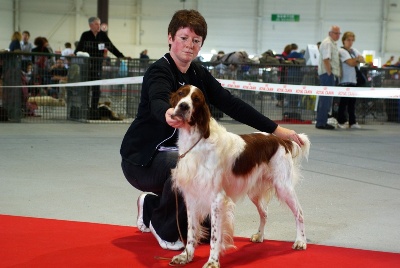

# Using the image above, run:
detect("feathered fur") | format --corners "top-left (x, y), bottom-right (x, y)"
top-left (170, 85), bottom-right (310, 268)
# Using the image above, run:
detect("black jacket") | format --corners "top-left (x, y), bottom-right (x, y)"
top-left (74, 30), bottom-right (124, 58)
top-left (120, 53), bottom-right (278, 167)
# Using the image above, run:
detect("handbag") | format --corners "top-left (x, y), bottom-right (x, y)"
top-left (355, 67), bottom-right (367, 87)
top-left (343, 47), bottom-right (367, 87)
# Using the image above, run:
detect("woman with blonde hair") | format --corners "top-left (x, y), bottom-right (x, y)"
top-left (337, 31), bottom-right (365, 129)
top-left (9, 31), bottom-right (22, 52)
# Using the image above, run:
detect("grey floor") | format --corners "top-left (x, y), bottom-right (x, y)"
top-left (1, 121), bottom-right (399, 254)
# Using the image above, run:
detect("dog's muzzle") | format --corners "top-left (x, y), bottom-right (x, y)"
top-left (172, 102), bottom-right (190, 121)
top-left (177, 102), bottom-right (189, 112)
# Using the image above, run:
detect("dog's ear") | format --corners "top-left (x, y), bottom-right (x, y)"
top-left (192, 101), bottom-right (211, 139)
top-left (170, 91), bottom-right (179, 108)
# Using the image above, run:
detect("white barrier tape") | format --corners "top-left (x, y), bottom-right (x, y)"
top-left (217, 79), bottom-right (400, 99)
top-left (1, 76), bottom-right (399, 99)
top-left (0, 76), bottom-right (143, 88)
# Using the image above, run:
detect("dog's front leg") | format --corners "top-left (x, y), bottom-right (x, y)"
top-left (203, 193), bottom-right (225, 268)
top-left (170, 204), bottom-right (196, 265)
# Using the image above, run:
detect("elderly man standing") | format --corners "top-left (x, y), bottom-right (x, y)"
top-left (316, 25), bottom-right (341, 130)
top-left (75, 17), bottom-right (125, 117)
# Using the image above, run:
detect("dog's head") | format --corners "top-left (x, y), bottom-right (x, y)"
top-left (170, 85), bottom-right (211, 139)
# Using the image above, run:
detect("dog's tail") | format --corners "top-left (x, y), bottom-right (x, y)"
top-left (291, 133), bottom-right (310, 165)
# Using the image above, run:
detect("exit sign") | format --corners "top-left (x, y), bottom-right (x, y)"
top-left (271, 14), bottom-right (300, 22)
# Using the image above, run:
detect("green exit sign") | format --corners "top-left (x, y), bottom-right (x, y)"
top-left (271, 14), bottom-right (300, 22)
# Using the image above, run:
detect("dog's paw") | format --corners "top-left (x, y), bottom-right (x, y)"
top-left (170, 252), bottom-right (192, 265)
top-left (250, 232), bottom-right (264, 243)
top-left (203, 261), bottom-right (220, 268)
top-left (292, 240), bottom-right (307, 250)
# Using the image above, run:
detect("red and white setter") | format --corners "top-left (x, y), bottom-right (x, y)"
top-left (170, 85), bottom-right (310, 267)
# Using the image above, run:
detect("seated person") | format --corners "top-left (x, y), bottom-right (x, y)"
top-left (48, 59), bottom-right (68, 98)
top-left (287, 43), bottom-right (304, 59)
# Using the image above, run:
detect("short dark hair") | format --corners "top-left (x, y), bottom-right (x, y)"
top-left (65, 42), bottom-right (72, 48)
top-left (167, 10), bottom-right (207, 49)
top-left (34, 37), bottom-right (45, 47)
top-left (22, 31), bottom-right (30, 36)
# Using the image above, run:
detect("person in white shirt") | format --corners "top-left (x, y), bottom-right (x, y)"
top-left (61, 42), bottom-right (74, 68)
top-left (316, 25), bottom-right (341, 130)
top-left (61, 42), bottom-right (74, 57)
top-left (20, 31), bottom-right (33, 71)
top-left (337, 31), bottom-right (365, 129)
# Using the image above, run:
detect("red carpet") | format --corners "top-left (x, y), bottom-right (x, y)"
top-left (1, 215), bottom-right (398, 268)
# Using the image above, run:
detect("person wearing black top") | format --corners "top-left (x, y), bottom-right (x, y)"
top-left (140, 49), bottom-right (149, 59)
top-left (139, 49), bottom-right (150, 69)
top-left (9, 31), bottom-right (22, 52)
top-left (120, 9), bottom-right (304, 251)
top-left (31, 37), bottom-right (51, 86)
top-left (74, 17), bottom-right (125, 112)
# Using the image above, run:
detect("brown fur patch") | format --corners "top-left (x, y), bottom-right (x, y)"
top-left (232, 133), bottom-right (293, 176)
top-left (170, 85), bottom-right (191, 108)
top-left (190, 88), bottom-right (210, 138)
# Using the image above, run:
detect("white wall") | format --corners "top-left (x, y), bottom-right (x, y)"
top-left (1, 0), bottom-right (399, 65)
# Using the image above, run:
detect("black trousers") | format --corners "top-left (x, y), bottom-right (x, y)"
top-left (88, 59), bottom-right (102, 109)
top-left (337, 83), bottom-right (357, 125)
top-left (90, 85), bottom-right (100, 109)
top-left (121, 151), bottom-right (188, 242)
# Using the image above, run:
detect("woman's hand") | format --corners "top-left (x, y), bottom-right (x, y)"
top-left (357, 55), bottom-right (365, 63)
top-left (273, 125), bottom-right (304, 146)
top-left (165, 108), bottom-right (190, 130)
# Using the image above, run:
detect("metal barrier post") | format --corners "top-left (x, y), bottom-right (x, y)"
top-left (2, 53), bottom-right (22, 122)
top-left (67, 56), bottom-right (89, 121)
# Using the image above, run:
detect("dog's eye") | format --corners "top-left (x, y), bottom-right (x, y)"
top-left (193, 96), bottom-right (200, 102)
top-left (178, 91), bottom-right (184, 96)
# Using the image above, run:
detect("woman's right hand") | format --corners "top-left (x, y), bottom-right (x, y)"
top-left (165, 107), bottom-right (189, 130)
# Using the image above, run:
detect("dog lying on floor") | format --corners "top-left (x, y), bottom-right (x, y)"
top-left (169, 85), bottom-right (310, 268)
top-left (98, 101), bottom-right (124, 121)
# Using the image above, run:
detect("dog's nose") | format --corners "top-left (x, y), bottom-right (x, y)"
top-left (178, 102), bottom-right (189, 111)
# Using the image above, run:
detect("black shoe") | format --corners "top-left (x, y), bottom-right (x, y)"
top-left (316, 124), bottom-right (335, 130)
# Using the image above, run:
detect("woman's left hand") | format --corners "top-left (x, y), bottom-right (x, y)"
top-left (273, 125), bottom-right (304, 146)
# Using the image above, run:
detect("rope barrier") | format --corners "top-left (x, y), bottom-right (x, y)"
top-left (1, 76), bottom-right (399, 99)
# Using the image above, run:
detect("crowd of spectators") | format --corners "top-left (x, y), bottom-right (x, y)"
top-left (1, 19), bottom-right (129, 120)
top-left (1, 28), bottom-right (399, 122)
top-left (0, 30), bottom-right (75, 118)
top-left (4, 30), bottom-right (73, 99)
